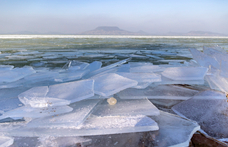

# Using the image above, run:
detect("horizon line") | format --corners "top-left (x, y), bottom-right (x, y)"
top-left (0, 35), bottom-right (228, 39)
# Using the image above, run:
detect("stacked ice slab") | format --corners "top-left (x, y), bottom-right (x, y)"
top-left (0, 58), bottom-right (202, 147)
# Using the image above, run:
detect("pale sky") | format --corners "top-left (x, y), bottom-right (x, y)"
top-left (0, 0), bottom-right (228, 34)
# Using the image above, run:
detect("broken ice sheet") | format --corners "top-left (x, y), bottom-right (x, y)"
top-left (92, 98), bottom-right (160, 117)
top-left (189, 48), bottom-right (219, 69)
top-left (11, 115), bottom-right (158, 137)
top-left (26, 99), bottom-right (100, 129)
top-left (117, 85), bottom-right (198, 100)
top-left (0, 66), bottom-right (36, 83)
top-left (0, 105), bottom-right (73, 120)
top-left (172, 90), bottom-right (228, 139)
top-left (46, 79), bottom-right (94, 103)
top-left (156, 75), bottom-right (205, 85)
top-left (130, 65), bottom-right (162, 73)
top-left (161, 67), bottom-right (208, 81)
top-left (150, 111), bottom-right (200, 147)
top-left (93, 73), bottom-right (138, 97)
top-left (0, 136), bottom-right (14, 147)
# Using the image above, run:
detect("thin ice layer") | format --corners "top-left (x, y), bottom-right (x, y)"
top-left (117, 85), bottom-right (198, 100)
top-left (189, 48), bottom-right (219, 69)
top-left (161, 67), bottom-right (208, 81)
top-left (153, 75), bottom-right (205, 85)
top-left (151, 111), bottom-right (200, 147)
top-left (0, 105), bottom-right (73, 120)
top-left (47, 79), bottom-right (94, 103)
top-left (26, 99), bottom-right (100, 129)
top-left (10, 115), bottom-right (158, 137)
top-left (0, 136), bottom-right (14, 147)
top-left (116, 72), bottom-right (161, 83)
top-left (93, 73), bottom-right (138, 97)
top-left (172, 98), bottom-right (228, 139)
top-left (92, 98), bottom-right (160, 117)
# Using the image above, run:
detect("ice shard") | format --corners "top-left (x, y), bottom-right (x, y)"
top-left (86, 61), bottom-right (102, 72)
top-left (93, 73), bottom-right (138, 97)
top-left (26, 99), bottom-right (100, 129)
top-left (117, 85), bottom-right (198, 100)
top-left (0, 105), bottom-right (73, 120)
top-left (116, 72), bottom-right (161, 83)
top-left (150, 111), bottom-right (200, 147)
top-left (46, 79), bottom-right (94, 103)
top-left (130, 65), bottom-right (162, 73)
top-left (92, 98), bottom-right (160, 117)
top-left (0, 66), bottom-right (36, 83)
top-left (161, 67), bottom-right (208, 81)
top-left (154, 75), bottom-right (205, 85)
top-left (116, 72), bottom-right (161, 89)
top-left (10, 115), bottom-right (158, 137)
top-left (55, 69), bottom-right (89, 82)
top-left (206, 72), bottom-right (228, 93)
top-left (67, 61), bottom-right (89, 71)
top-left (203, 46), bottom-right (228, 63)
top-left (172, 90), bottom-right (228, 139)
top-left (83, 58), bottom-right (130, 79)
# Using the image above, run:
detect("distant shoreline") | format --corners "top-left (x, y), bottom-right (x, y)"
top-left (0, 35), bottom-right (228, 39)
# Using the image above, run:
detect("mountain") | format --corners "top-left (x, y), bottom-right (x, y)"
top-left (166, 31), bottom-right (227, 36)
top-left (185, 31), bottom-right (227, 36)
top-left (81, 26), bottom-right (148, 35)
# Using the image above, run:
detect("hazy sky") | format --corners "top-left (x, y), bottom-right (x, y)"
top-left (1, 0), bottom-right (228, 34)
